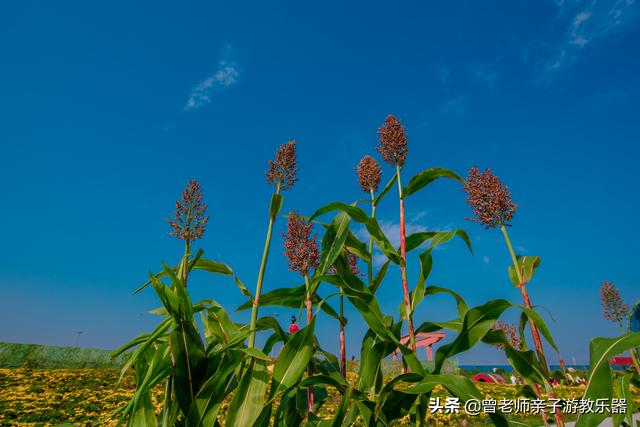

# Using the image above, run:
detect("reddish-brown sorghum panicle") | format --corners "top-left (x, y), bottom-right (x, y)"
top-left (463, 167), bottom-right (517, 229)
top-left (283, 212), bottom-right (319, 276)
top-left (266, 140), bottom-right (298, 191)
top-left (356, 155), bottom-right (382, 194)
top-left (376, 115), bottom-right (408, 167)
top-left (600, 280), bottom-right (629, 324)
top-left (167, 179), bottom-right (209, 242)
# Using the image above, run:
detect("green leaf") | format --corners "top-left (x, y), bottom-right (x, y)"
top-left (483, 330), bottom-right (548, 385)
top-left (201, 299), bottom-right (242, 345)
top-left (402, 167), bottom-right (462, 198)
top-left (226, 360), bottom-right (270, 427)
top-left (612, 373), bottom-right (634, 427)
top-left (126, 345), bottom-right (169, 427)
top-left (325, 257), bottom-right (424, 374)
top-left (404, 374), bottom-right (509, 427)
top-left (344, 229), bottom-right (371, 263)
top-left (269, 317), bottom-right (316, 400)
top-left (576, 332), bottom-right (640, 427)
top-left (116, 317), bottom-right (173, 384)
top-left (434, 299), bottom-right (511, 374)
top-left (255, 315), bottom-right (289, 344)
top-left (169, 319), bottom-right (208, 415)
top-left (309, 202), bottom-right (401, 264)
top-left (508, 255), bottom-right (540, 287)
top-left (405, 229), bottom-right (473, 254)
top-left (424, 286), bottom-right (469, 319)
top-left (237, 286), bottom-right (341, 321)
top-left (240, 347), bottom-right (272, 361)
top-left (373, 173), bottom-right (397, 207)
top-left (518, 305), bottom-right (559, 353)
top-left (370, 259), bottom-right (391, 294)
top-left (317, 211), bottom-right (351, 277)
top-left (270, 193), bottom-right (284, 219)
top-left (192, 258), bottom-right (253, 301)
top-left (186, 356), bottom-right (241, 427)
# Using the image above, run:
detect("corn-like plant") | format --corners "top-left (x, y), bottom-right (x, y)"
top-left (112, 132), bottom-right (640, 426)
top-left (599, 280), bottom-right (640, 375)
top-left (463, 166), bottom-right (566, 427)
top-left (248, 140), bottom-right (298, 349)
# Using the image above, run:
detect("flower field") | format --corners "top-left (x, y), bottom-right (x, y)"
top-left (2, 368), bottom-right (620, 426)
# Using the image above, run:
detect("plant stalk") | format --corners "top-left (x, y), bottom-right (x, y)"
top-left (368, 188), bottom-right (376, 287)
top-left (501, 225), bottom-right (563, 426)
top-left (396, 166), bottom-right (416, 352)
top-left (339, 290), bottom-right (346, 378)
top-left (304, 274), bottom-right (314, 413)
top-left (248, 190), bottom-right (280, 348)
top-left (619, 322), bottom-right (640, 376)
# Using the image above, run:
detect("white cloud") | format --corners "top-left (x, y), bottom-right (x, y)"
top-left (440, 96), bottom-right (466, 116)
top-left (185, 44), bottom-right (239, 110)
top-left (438, 66), bottom-right (451, 85)
top-left (472, 65), bottom-right (499, 85)
top-left (541, 0), bottom-right (639, 78)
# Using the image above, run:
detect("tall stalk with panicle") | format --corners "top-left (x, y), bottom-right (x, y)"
top-left (248, 141), bottom-right (298, 348)
top-left (283, 211), bottom-right (319, 413)
top-left (164, 179), bottom-right (209, 425)
top-left (356, 155), bottom-right (382, 286)
top-left (167, 179), bottom-right (210, 285)
top-left (463, 166), bottom-right (564, 427)
top-left (376, 115), bottom-right (415, 351)
top-left (600, 280), bottom-right (640, 374)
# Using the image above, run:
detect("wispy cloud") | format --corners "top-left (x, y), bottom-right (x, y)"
top-left (472, 64), bottom-right (499, 85)
top-left (440, 96), bottom-right (466, 115)
top-left (438, 66), bottom-right (452, 85)
top-left (540, 0), bottom-right (639, 79)
top-left (185, 44), bottom-right (239, 111)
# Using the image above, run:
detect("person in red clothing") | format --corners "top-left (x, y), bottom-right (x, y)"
top-left (289, 315), bottom-right (300, 334)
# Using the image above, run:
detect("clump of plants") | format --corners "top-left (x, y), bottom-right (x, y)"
top-left (112, 117), bottom-right (640, 427)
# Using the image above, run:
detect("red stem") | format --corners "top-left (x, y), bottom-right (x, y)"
top-left (305, 295), bottom-right (314, 413)
top-left (520, 266), bottom-right (563, 426)
top-left (399, 198), bottom-right (416, 351)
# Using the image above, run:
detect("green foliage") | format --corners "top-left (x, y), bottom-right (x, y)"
top-left (576, 332), bottom-right (640, 427)
top-left (507, 255), bottom-right (540, 287)
top-left (113, 157), bottom-right (636, 427)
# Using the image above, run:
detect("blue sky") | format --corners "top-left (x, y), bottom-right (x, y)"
top-left (1, 0), bottom-right (639, 364)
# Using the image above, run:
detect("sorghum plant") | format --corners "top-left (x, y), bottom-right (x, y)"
top-left (494, 320), bottom-right (522, 350)
top-left (600, 280), bottom-right (629, 328)
top-left (599, 280), bottom-right (640, 375)
top-left (282, 211), bottom-right (319, 412)
top-left (167, 179), bottom-right (209, 284)
top-left (463, 166), bottom-right (563, 427)
top-left (248, 140), bottom-right (298, 348)
top-left (356, 155), bottom-right (382, 286)
top-left (376, 115), bottom-right (416, 351)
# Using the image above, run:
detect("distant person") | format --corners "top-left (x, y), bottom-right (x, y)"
top-left (289, 316), bottom-right (299, 334)
top-left (510, 374), bottom-right (517, 385)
